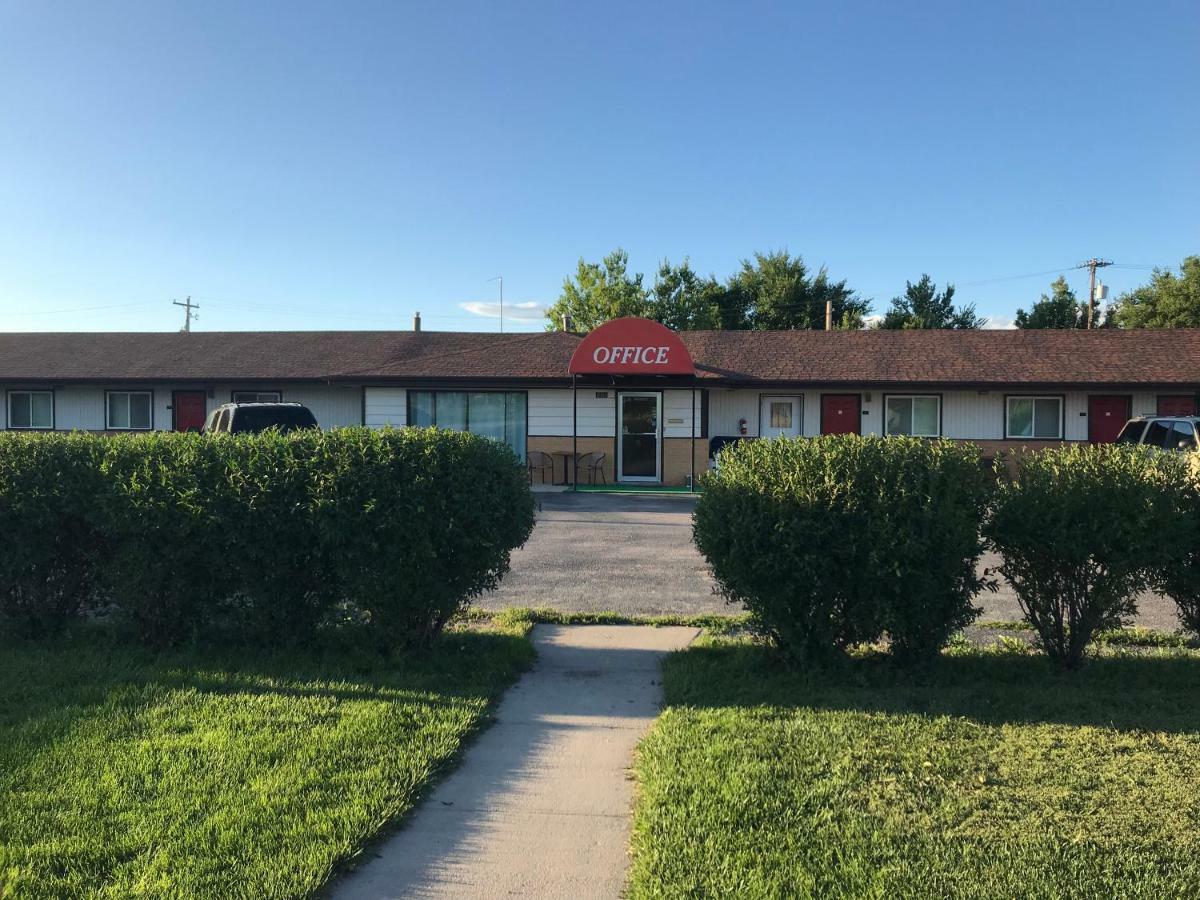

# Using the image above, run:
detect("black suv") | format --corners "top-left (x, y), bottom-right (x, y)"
top-left (202, 402), bottom-right (319, 434)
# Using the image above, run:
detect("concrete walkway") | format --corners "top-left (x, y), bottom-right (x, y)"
top-left (333, 624), bottom-right (699, 899)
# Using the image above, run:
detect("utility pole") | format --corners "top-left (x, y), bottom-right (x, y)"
top-left (172, 296), bottom-right (199, 333)
top-left (1077, 259), bottom-right (1112, 328)
top-left (488, 276), bottom-right (504, 333)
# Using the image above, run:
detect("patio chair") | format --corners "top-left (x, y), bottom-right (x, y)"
top-left (582, 451), bottom-right (607, 485)
top-left (526, 449), bottom-right (554, 484)
top-left (571, 451), bottom-right (593, 485)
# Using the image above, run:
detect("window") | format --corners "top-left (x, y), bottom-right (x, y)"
top-left (106, 391), bottom-right (153, 430)
top-left (8, 391), bottom-right (53, 429)
top-left (232, 391), bottom-right (282, 403)
top-left (885, 395), bottom-right (940, 437)
top-left (230, 406), bottom-right (317, 433)
top-left (1167, 421), bottom-right (1197, 452)
top-left (1006, 396), bottom-right (1062, 439)
top-left (769, 402), bottom-right (792, 429)
top-left (1115, 420), bottom-right (1146, 444)
top-left (407, 391), bottom-right (527, 458)
top-left (1143, 420), bottom-right (1171, 448)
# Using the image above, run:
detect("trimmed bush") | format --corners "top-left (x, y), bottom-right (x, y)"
top-left (0, 428), bottom-right (534, 649)
top-left (100, 433), bottom-right (240, 647)
top-left (0, 433), bottom-right (110, 637)
top-left (1162, 454), bottom-right (1200, 635)
top-left (311, 427), bottom-right (536, 648)
top-left (218, 430), bottom-right (337, 644)
top-left (985, 444), bottom-right (1193, 669)
top-left (694, 436), bottom-right (991, 665)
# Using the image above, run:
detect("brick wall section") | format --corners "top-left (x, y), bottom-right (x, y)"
top-left (662, 438), bottom-right (710, 487)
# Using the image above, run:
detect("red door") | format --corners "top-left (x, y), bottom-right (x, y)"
top-left (1158, 395), bottom-right (1198, 417)
top-left (1088, 395), bottom-right (1131, 444)
top-left (173, 391), bottom-right (207, 431)
top-left (821, 394), bottom-right (861, 435)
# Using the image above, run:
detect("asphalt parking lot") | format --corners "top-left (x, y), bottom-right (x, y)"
top-left (482, 492), bottom-right (724, 616)
top-left (483, 492), bottom-right (1182, 630)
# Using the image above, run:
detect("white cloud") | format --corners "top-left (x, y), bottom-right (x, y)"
top-left (982, 316), bottom-right (1017, 330)
top-left (459, 300), bottom-right (548, 322)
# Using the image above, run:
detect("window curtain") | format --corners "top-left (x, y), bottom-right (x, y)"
top-left (436, 392), bottom-right (468, 431)
top-left (504, 393), bottom-right (527, 460)
top-left (407, 390), bottom-right (525, 457)
top-left (410, 391), bottom-right (435, 427)
top-left (469, 393), bottom-right (506, 444)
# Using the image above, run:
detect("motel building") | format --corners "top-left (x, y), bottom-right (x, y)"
top-left (1, 318), bottom-right (1198, 485)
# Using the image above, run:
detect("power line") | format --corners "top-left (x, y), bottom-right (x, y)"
top-left (0, 300), bottom-right (159, 318)
top-left (955, 267), bottom-right (1073, 287)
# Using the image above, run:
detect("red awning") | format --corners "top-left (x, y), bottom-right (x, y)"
top-left (566, 317), bottom-right (695, 376)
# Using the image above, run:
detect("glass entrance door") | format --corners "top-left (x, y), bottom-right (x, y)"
top-left (618, 392), bottom-right (661, 482)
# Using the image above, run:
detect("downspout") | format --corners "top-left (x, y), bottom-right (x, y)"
top-left (572, 373), bottom-right (578, 493)
top-left (690, 385), bottom-right (696, 492)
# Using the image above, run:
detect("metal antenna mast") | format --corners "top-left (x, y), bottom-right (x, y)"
top-left (488, 276), bottom-right (504, 333)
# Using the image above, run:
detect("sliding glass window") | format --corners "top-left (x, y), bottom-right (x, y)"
top-left (407, 391), bottom-right (526, 458)
top-left (885, 395), bottom-right (940, 437)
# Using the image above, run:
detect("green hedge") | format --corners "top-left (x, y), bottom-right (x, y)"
top-left (986, 444), bottom-right (1193, 668)
top-left (694, 435), bottom-right (991, 665)
top-left (0, 433), bottom-right (110, 637)
top-left (0, 428), bottom-right (535, 648)
top-left (1154, 454), bottom-right (1200, 637)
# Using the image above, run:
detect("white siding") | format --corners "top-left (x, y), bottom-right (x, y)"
top-left (0, 382), bottom-right (1183, 440)
top-left (528, 388), bottom-right (614, 437)
top-left (278, 385), bottom-right (362, 428)
top-left (707, 387), bottom-right (1167, 442)
top-left (54, 386), bottom-right (108, 430)
top-left (708, 389), bottom-right (760, 437)
top-left (527, 388), bottom-right (700, 438)
top-left (363, 387), bottom-right (407, 427)
top-left (662, 389), bottom-right (701, 438)
top-left (0, 383), bottom-right (364, 431)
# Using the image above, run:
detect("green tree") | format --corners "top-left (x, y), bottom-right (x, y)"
top-left (727, 250), bottom-right (869, 330)
top-left (545, 248), bottom-right (649, 332)
top-left (878, 274), bottom-right (983, 329)
top-left (1112, 256), bottom-right (1200, 329)
top-left (646, 259), bottom-right (722, 330)
top-left (1014, 276), bottom-right (1088, 329)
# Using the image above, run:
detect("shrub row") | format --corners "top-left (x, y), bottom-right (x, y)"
top-left (694, 436), bottom-right (991, 666)
top-left (986, 444), bottom-right (1193, 668)
top-left (0, 428), bottom-right (535, 649)
top-left (696, 436), bottom-right (1200, 669)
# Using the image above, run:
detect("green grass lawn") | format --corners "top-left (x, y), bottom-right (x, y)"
top-left (0, 626), bottom-right (533, 899)
top-left (630, 639), bottom-right (1200, 899)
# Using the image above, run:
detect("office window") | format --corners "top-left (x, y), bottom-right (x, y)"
top-left (885, 395), bottom-right (940, 437)
top-left (1006, 397), bottom-right (1062, 439)
top-left (8, 391), bottom-right (54, 429)
top-left (106, 391), bottom-right (153, 430)
top-left (407, 391), bottom-right (527, 458)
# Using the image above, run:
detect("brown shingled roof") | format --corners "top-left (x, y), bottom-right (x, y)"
top-left (679, 328), bottom-right (1200, 387)
top-left (0, 328), bottom-right (1197, 388)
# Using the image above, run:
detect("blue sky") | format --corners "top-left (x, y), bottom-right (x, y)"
top-left (1, 0), bottom-right (1196, 333)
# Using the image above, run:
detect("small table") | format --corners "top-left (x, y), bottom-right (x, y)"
top-left (550, 450), bottom-right (579, 486)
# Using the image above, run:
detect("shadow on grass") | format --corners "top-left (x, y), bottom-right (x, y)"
top-left (664, 641), bottom-right (1200, 734)
top-left (0, 626), bottom-right (533, 744)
